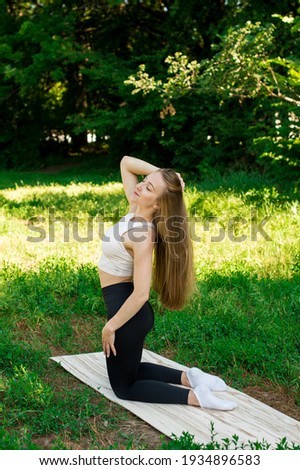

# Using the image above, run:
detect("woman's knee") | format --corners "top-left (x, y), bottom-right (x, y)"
top-left (111, 383), bottom-right (130, 400)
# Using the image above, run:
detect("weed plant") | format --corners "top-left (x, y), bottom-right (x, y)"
top-left (160, 423), bottom-right (300, 450)
top-left (0, 167), bottom-right (299, 449)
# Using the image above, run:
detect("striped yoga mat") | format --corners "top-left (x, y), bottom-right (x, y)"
top-left (51, 349), bottom-right (300, 447)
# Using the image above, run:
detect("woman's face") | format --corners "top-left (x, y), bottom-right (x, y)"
top-left (131, 171), bottom-right (166, 211)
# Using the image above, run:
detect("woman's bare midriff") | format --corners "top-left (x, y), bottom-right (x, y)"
top-left (98, 268), bottom-right (133, 288)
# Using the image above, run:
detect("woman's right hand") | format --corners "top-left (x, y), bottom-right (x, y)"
top-left (102, 323), bottom-right (117, 358)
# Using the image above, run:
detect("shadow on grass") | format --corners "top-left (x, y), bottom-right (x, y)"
top-left (0, 164), bottom-right (120, 190)
top-left (147, 270), bottom-right (300, 390)
top-left (0, 165), bottom-right (299, 203)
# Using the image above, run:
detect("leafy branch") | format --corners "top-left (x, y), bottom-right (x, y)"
top-left (125, 19), bottom-right (300, 107)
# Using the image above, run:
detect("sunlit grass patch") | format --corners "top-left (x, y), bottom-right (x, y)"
top-left (0, 181), bottom-right (126, 220)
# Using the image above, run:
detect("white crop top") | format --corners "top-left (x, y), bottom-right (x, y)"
top-left (98, 213), bottom-right (155, 277)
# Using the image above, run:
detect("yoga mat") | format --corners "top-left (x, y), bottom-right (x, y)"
top-left (51, 349), bottom-right (300, 447)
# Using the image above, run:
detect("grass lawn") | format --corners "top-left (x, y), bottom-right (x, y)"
top-left (0, 162), bottom-right (299, 450)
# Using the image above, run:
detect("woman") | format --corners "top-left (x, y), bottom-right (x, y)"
top-left (98, 156), bottom-right (237, 411)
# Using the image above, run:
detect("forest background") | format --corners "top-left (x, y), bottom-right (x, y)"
top-left (0, 0), bottom-right (299, 183)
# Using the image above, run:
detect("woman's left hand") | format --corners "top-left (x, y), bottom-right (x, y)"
top-left (102, 323), bottom-right (116, 358)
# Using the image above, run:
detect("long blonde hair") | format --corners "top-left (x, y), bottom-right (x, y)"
top-left (152, 169), bottom-right (196, 310)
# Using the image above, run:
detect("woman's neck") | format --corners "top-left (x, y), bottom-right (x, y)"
top-left (133, 207), bottom-right (155, 223)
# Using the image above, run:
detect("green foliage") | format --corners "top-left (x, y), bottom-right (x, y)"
top-left (0, 0), bottom-right (299, 179)
top-left (161, 425), bottom-right (300, 450)
top-left (2, 367), bottom-right (116, 437)
top-left (4, 365), bottom-right (53, 410)
top-left (0, 331), bottom-right (50, 376)
top-left (126, 15), bottom-right (300, 178)
top-left (1, 259), bottom-right (105, 321)
top-left (0, 428), bottom-right (41, 450)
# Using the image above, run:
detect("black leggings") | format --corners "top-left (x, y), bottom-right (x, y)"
top-left (102, 282), bottom-right (189, 404)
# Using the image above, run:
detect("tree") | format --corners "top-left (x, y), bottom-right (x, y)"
top-left (125, 13), bottom-right (300, 177)
top-left (0, 0), bottom-right (299, 176)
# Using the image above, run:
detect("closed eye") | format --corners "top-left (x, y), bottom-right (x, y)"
top-left (144, 177), bottom-right (154, 191)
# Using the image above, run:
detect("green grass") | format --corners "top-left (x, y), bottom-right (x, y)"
top-left (0, 165), bottom-right (299, 450)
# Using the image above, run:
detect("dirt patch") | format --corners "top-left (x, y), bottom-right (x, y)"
top-left (243, 382), bottom-right (300, 421)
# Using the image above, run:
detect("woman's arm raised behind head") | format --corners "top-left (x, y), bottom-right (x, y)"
top-left (120, 156), bottom-right (160, 211)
